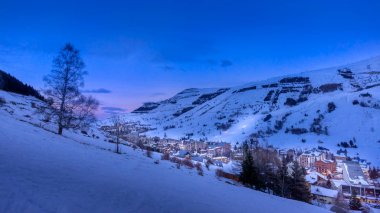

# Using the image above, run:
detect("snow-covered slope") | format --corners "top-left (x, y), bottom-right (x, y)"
top-left (127, 56), bottom-right (380, 165)
top-left (0, 91), bottom-right (327, 212)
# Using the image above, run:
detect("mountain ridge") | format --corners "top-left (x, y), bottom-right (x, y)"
top-left (125, 56), bottom-right (380, 165)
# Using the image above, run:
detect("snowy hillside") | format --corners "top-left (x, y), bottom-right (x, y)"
top-left (127, 56), bottom-right (380, 165)
top-left (0, 90), bottom-right (327, 212)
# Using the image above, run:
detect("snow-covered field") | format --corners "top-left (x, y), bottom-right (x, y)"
top-left (0, 91), bottom-right (327, 212)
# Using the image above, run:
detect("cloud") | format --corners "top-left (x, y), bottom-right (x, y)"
top-left (101, 106), bottom-right (127, 114)
top-left (220, 59), bottom-right (233, 67)
top-left (82, 88), bottom-right (112, 94)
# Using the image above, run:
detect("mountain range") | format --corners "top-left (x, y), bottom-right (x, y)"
top-left (126, 56), bottom-right (380, 165)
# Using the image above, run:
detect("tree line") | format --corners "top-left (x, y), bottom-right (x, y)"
top-left (0, 70), bottom-right (44, 100)
top-left (240, 141), bottom-right (311, 203)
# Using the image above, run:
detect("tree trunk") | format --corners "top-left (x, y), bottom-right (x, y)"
top-left (58, 125), bottom-right (63, 135)
top-left (116, 136), bottom-right (119, 153)
top-left (57, 68), bottom-right (69, 136)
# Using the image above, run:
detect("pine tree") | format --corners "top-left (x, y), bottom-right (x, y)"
top-left (326, 178), bottom-right (332, 189)
top-left (274, 159), bottom-right (291, 197)
top-left (0, 70), bottom-right (44, 100)
top-left (289, 161), bottom-right (311, 203)
top-left (264, 163), bottom-right (277, 194)
top-left (240, 142), bottom-right (256, 188)
top-left (369, 167), bottom-right (380, 180)
top-left (254, 167), bottom-right (266, 191)
top-left (369, 167), bottom-right (373, 179)
top-left (253, 156), bottom-right (266, 191)
top-left (349, 191), bottom-right (362, 210)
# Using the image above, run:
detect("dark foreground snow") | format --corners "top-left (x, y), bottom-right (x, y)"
top-left (0, 95), bottom-right (327, 213)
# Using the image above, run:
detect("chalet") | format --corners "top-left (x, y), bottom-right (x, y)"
top-left (315, 160), bottom-right (336, 175)
top-left (207, 147), bottom-right (222, 158)
top-left (311, 185), bottom-right (338, 204)
top-left (207, 145), bottom-right (229, 158)
top-left (207, 142), bottom-right (231, 157)
top-left (305, 171), bottom-right (328, 185)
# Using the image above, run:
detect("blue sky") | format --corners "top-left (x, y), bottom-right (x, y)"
top-left (1, 0), bottom-right (380, 117)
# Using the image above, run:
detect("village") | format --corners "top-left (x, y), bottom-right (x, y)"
top-left (100, 122), bottom-right (380, 209)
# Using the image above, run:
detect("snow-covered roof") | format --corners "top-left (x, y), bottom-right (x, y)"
top-left (310, 186), bottom-right (338, 198)
top-left (191, 156), bottom-right (204, 162)
top-left (331, 179), bottom-right (346, 188)
top-left (318, 159), bottom-right (334, 164)
top-left (343, 161), bottom-right (370, 185)
top-left (176, 150), bottom-right (190, 158)
top-left (305, 171), bottom-right (327, 184)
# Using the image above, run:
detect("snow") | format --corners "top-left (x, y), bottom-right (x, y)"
top-left (342, 162), bottom-right (370, 185)
top-left (331, 179), bottom-right (346, 189)
top-left (306, 171), bottom-right (327, 184)
top-left (0, 91), bottom-right (327, 212)
top-left (310, 186), bottom-right (338, 198)
top-left (123, 56), bottom-right (380, 166)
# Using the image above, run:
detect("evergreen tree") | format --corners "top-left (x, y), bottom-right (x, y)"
top-left (254, 166), bottom-right (266, 191)
top-left (240, 142), bottom-right (256, 188)
top-left (326, 178), bottom-right (332, 189)
top-left (274, 159), bottom-right (291, 197)
top-left (349, 191), bottom-right (362, 210)
top-left (369, 167), bottom-right (373, 179)
top-left (0, 70), bottom-right (44, 100)
top-left (369, 167), bottom-right (380, 180)
top-left (289, 161), bottom-right (311, 203)
top-left (264, 163), bottom-right (277, 194)
top-left (284, 154), bottom-right (293, 164)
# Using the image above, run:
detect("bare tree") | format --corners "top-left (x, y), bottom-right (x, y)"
top-left (43, 43), bottom-right (98, 135)
top-left (69, 95), bottom-right (99, 130)
top-left (110, 115), bottom-right (125, 153)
